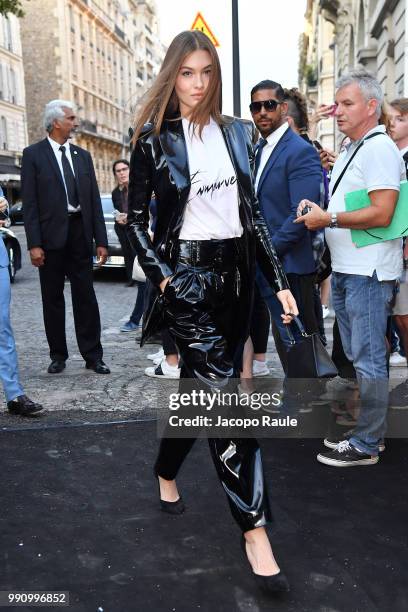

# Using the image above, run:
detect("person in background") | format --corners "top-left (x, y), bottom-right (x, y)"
top-left (112, 158), bottom-right (147, 333)
top-left (296, 70), bottom-right (405, 466)
top-left (112, 159), bottom-right (136, 287)
top-left (284, 86), bottom-right (329, 341)
top-left (21, 99), bottom-right (110, 375)
top-left (0, 193), bottom-right (43, 416)
top-left (250, 80), bottom-right (321, 373)
top-left (387, 99), bottom-right (408, 404)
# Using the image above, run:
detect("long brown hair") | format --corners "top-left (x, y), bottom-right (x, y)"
top-left (132, 30), bottom-right (223, 142)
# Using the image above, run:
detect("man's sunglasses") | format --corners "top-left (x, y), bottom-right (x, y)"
top-left (249, 99), bottom-right (282, 114)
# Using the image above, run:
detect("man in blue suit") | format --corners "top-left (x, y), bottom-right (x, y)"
top-left (0, 194), bottom-right (43, 416)
top-left (250, 80), bottom-right (322, 372)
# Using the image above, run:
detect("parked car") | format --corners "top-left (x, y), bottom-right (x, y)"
top-left (93, 194), bottom-right (125, 269)
top-left (0, 227), bottom-right (22, 282)
top-left (9, 201), bottom-right (23, 225)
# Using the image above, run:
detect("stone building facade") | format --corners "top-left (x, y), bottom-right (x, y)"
top-left (0, 12), bottom-right (28, 202)
top-left (20, 0), bottom-right (163, 192)
top-left (299, 0), bottom-right (408, 149)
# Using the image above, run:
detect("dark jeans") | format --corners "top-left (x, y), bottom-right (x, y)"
top-left (129, 282), bottom-right (146, 325)
top-left (162, 328), bottom-right (177, 356)
top-left (114, 222), bottom-right (135, 282)
top-left (250, 284), bottom-right (270, 354)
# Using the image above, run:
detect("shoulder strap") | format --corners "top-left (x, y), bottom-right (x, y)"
top-left (331, 132), bottom-right (384, 196)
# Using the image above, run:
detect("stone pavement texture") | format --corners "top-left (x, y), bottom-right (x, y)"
top-left (1, 226), bottom-right (406, 429)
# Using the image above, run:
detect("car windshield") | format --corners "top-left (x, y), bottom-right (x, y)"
top-left (101, 196), bottom-right (114, 216)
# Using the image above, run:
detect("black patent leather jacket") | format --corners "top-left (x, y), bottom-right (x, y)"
top-left (127, 115), bottom-right (289, 345)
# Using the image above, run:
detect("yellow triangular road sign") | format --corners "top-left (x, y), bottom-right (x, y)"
top-left (191, 12), bottom-right (219, 47)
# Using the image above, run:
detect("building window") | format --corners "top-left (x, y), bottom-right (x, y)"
top-left (10, 67), bottom-right (17, 104)
top-left (0, 116), bottom-right (8, 149)
top-left (71, 48), bottom-right (77, 78)
top-left (69, 5), bottom-right (75, 32)
top-left (2, 16), bottom-right (13, 52)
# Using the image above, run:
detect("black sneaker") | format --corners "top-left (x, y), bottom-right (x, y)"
top-left (324, 435), bottom-right (385, 453)
top-left (317, 440), bottom-right (379, 467)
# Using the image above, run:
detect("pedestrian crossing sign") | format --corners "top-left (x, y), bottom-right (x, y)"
top-left (191, 12), bottom-right (219, 47)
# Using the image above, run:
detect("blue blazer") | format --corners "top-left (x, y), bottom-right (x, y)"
top-left (256, 128), bottom-right (321, 288)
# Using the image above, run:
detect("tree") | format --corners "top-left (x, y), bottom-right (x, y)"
top-left (0, 1), bottom-right (25, 17)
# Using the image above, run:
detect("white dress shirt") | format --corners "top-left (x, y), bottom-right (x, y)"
top-left (255, 122), bottom-right (289, 192)
top-left (47, 136), bottom-right (81, 212)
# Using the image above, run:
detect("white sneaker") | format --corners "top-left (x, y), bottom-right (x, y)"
top-left (389, 352), bottom-right (407, 367)
top-left (147, 348), bottom-right (164, 362)
top-left (322, 305), bottom-right (330, 319)
top-left (145, 358), bottom-right (180, 379)
top-left (252, 360), bottom-right (270, 377)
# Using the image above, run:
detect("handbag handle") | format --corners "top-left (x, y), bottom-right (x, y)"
top-left (285, 315), bottom-right (309, 345)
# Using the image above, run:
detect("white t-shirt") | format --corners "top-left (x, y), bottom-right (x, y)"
top-left (179, 117), bottom-right (243, 240)
top-left (325, 125), bottom-right (404, 280)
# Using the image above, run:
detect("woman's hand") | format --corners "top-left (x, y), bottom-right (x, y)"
top-left (320, 148), bottom-right (337, 171)
top-left (310, 104), bottom-right (335, 125)
top-left (159, 275), bottom-right (172, 293)
top-left (276, 289), bottom-right (299, 324)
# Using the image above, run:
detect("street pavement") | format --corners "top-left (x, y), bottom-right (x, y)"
top-left (1, 225), bottom-right (286, 428)
top-left (1, 225), bottom-right (405, 429)
top-left (2, 226), bottom-right (407, 612)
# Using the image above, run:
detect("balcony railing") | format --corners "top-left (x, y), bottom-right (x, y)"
top-left (80, 119), bottom-right (97, 134)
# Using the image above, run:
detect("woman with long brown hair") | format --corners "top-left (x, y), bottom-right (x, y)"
top-left (127, 30), bottom-right (297, 594)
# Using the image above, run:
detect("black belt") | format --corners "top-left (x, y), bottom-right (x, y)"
top-left (68, 210), bottom-right (81, 217)
top-left (177, 237), bottom-right (244, 270)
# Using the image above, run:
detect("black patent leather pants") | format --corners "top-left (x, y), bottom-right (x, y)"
top-left (154, 238), bottom-right (272, 533)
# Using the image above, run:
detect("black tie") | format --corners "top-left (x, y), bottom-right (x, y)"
top-left (254, 138), bottom-right (268, 177)
top-left (59, 145), bottom-right (79, 208)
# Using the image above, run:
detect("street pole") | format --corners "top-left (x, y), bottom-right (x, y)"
top-left (232, 0), bottom-right (241, 117)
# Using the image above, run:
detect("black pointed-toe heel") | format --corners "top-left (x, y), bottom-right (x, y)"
top-left (160, 496), bottom-right (186, 515)
top-left (241, 535), bottom-right (290, 594)
top-left (155, 474), bottom-right (185, 515)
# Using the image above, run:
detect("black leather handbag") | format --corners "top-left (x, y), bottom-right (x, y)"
top-left (286, 316), bottom-right (338, 379)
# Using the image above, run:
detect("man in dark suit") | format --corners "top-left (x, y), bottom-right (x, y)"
top-left (250, 80), bottom-right (322, 371)
top-left (21, 99), bottom-right (110, 374)
top-left (111, 158), bottom-right (135, 286)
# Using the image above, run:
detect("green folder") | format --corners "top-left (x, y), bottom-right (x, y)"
top-left (344, 180), bottom-right (408, 248)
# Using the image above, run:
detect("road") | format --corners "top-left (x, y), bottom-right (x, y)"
top-left (2, 225), bottom-right (405, 430)
top-left (2, 225), bottom-right (288, 429)
top-left (1, 225), bottom-right (173, 427)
